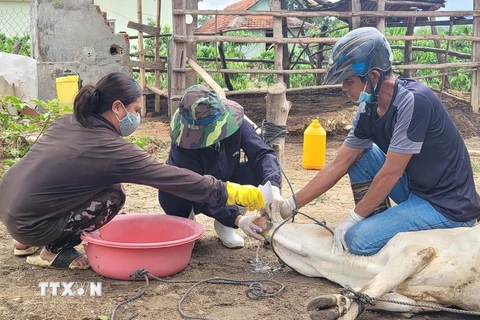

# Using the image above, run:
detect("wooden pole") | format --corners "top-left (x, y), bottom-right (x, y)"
top-left (439, 17), bottom-right (454, 97)
top-left (271, 0), bottom-right (284, 84)
top-left (431, 17), bottom-right (449, 90)
top-left (404, 13), bottom-right (416, 78)
top-left (430, 87), bottom-right (471, 104)
top-left (186, 57), bottom-right (260, 133)
top-left (137, 0), bottom-right (146, 116)
top-left (175, 34), bottom-right (480, 44)
top-left (287, 28), bottom-right (317, 69)
top-left (187, 57), bottom-right (226, 98)
top-left (154, 0), bottom-right (161, 113)
top-left (186, 0), bottom-right (198, 87)
top-left (266, 82), bottom-right (291, 171)
top-left (175, 9), bottom-right (480, 19)
top-left (351, 0), bottom-right (361, 29)
top-left (136, 47), bottom-right (472, 63)
top-left (316, 25), bottom-right (327, 85)
top-left (376, 0), bottom-right (386, 34)
top-left (172, 61), bottom-right (480, 75)
top-left (168, 0), bottom-right (188, 117)
top-left (472, 0), bottom-right (480, 113)
top-left (146, 84), bottom-right (167, 96)
top-left (218, 32), bottom-right (234, 91)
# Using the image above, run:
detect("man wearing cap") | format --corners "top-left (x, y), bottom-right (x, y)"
top-left (159, 85), bottom-right (283, 248)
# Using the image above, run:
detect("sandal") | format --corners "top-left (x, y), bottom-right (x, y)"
top-left (26, 248), bottom-right (90, 270)
top-left (14, 246), bottom-right (40, 256)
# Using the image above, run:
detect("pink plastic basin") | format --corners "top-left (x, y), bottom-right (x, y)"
top-left (80, 214), bottom-right (204, 280)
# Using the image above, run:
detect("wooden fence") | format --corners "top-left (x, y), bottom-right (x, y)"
top-left (129, 0), bottom-right (480, 116)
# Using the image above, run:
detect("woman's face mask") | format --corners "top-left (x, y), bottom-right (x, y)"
top-left (356, 82), bottom-right (372, 104)
top-left (116, 102), bottom-right (141, 136)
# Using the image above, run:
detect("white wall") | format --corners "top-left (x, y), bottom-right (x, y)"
top-left (94, 0), bottom-right (172, 35)
top-left (243, 30), bottom-right (265, 58)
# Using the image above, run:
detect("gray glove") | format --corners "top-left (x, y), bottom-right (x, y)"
top-left (332, 209), bottom-right (364, 254)
top-left (265, 186), bottom-right (286, 222)
top-left (238, 215), bottom-right (265, 241)
top-left (280, 196), bottom-right (296, 219)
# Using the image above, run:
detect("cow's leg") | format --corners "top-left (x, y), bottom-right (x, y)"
top-left (339, 246), bottom-right (437, 320)
top-left (370, 292), bottom-right (445, 315)
top-left (307, 246), bottom-right (437, 320)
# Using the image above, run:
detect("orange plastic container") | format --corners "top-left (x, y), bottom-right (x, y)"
top-left (302, 119), bottom-right (326, 170)
top-left (81, 214), bottom-right (203, 280)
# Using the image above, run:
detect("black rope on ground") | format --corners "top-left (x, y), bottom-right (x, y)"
top-left (340, 285), bottom-right (480, 317)
top-left (110, 269), bottom-right (285, 320)
top-left (110, 269), bottom-right (150, 320)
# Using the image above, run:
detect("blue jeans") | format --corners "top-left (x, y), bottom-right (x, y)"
top-left (344, 145), bottom-right (475, 256)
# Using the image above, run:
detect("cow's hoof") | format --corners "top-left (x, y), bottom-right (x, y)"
top-left (307, 295), bottom-right (337, 311)
top-left (307, 295), bottom-right (342, 320)
top-left (308, 309), bottom-right (340, 320)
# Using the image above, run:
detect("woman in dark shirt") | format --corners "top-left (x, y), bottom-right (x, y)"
top-left (0, 73), bottom-right (265, 270)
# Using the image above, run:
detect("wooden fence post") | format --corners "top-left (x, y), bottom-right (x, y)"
top-left (404, 14), bottom-right (416, 78)
top-left (154, 0), bottom-right (162, 113)
top-left (169, 0), bottom-right (187, 117)
top-left (472, 0), bottom-right (480, 113)
top-left (351, 0), bottom-right (361, 29)
top-left (168, 0), bottom-right (197, 117)
top-left (271, 0), bottom-right (284, 84)
top-left (266, 82), bottom-right (291, 171)
top-left (377, 0), bottom-right (385, 34)
top-left (137, 0), bottom-right (146, 116)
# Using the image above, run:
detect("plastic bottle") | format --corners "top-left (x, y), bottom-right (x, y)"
top-left (302, 119), bottom-right (326, 170)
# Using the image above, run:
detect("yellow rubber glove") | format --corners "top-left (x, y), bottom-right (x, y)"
top-left (225, 182), bottom-right (265, 211)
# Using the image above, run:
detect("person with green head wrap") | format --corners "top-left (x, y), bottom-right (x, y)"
top-left (159, 85), bottom-right (283, 248)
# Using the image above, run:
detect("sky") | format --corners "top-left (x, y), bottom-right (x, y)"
top-left (199, 0), bottom-right (472, 11)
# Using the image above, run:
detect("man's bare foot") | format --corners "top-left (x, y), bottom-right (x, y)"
top-left (40, 248), bottom-right (90, 267)
top-left (14, 240), bottom-right (28, 250)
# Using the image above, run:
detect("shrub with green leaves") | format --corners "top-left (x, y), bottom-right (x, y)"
top-left (0, 34), bottom-right (31, 56)
top-left (0, 96), bottom-right (70, 175)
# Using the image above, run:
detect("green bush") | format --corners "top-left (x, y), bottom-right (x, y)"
top-left (0, 34), bottom-right (30, 56)
top-left (0, 96), bottom-right (70, 175)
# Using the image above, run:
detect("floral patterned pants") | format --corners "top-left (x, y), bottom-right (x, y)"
top-left (45, 185), bottom-right (125, 254)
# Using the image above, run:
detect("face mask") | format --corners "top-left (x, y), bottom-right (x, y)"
top-left (116, 103), bottom-right (141, 136)
top-left (356, 82), bottom-right (372, 104)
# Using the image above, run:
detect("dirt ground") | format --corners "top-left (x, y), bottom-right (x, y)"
top-left (2, 88), bottom-right (480, 320)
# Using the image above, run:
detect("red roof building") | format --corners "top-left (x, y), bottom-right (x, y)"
top-left (196, 0), bottom-right (310, 34)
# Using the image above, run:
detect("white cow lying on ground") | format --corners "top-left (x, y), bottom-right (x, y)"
top-left (255, 215), bottom-right (480, 320)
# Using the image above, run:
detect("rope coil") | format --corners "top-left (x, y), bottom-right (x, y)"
top-left (260, 120), bottom-right (288, 147)
top-left (111, 269), bottom-right (285, 320)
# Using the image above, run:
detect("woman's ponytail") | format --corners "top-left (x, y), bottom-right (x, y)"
top-left (73, 73), bottom-right (142, 128)
top-left (73, 85), bottom-right (97, 128)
